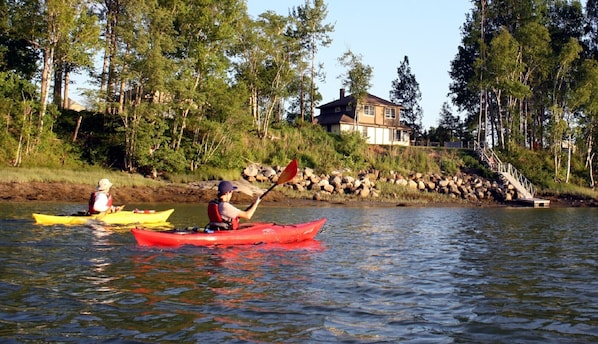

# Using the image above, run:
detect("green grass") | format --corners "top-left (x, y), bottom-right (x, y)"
top-left (0, 167), bottom-right (169, 188)
top-left (540, 181), bottom-right (598, 199)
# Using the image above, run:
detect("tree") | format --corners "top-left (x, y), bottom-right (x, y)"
top-left (0, 0), bottom-right (38, 80)
top-left (515, 21), bottom-right (552, 149)
top-left (290, 0), bottom-right (334, 122)
top-left (549, 37), bottom-right (583, 182)
top-left (12, 0), bottom-right (80, 147)
top-left (448, 10), bottom-right (483, 144)
top-left (235, 10), bottom-right (298, 139)
top-left (485, 28), bottom-right (530, 148)
top-left (337, 49), bottom-right (373, 130)
top-left (169, 0), bottom-right (244, 152)
top-left (389, 56), bottom-right (423, 140)
top-left (587, 0), bottom-right (598, 60)
top-left (436, 102), bottom-right (462, 143)
top-left (52, 3), bottom-right (100, 110)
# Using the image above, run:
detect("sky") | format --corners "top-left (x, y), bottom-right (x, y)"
top-left (247, 0), bottom-right (474, 128)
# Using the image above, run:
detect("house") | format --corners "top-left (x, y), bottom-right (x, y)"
top-left (65, 98), bottom-right (86, 112)
top-left (316, 89), bottom-right (411, 146)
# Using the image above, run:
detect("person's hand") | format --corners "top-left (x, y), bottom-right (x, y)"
top-left (107, 205), bottom-right (124, 213)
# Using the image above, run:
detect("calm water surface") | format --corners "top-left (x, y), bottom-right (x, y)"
top-left (1, 202), bottom-right (597, 343)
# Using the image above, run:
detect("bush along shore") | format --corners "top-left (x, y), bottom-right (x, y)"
top-left (241, 163), bottom-right (518, 206)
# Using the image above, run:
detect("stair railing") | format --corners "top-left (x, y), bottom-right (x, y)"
top-left (496, 162), bottom-right (536, 198)
top-left (473, 141), bottom-right (536, 198)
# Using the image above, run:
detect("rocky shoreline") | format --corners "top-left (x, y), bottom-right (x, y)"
top-left (1, 162), bottom-right (595, 208)
top-left (243, 164), bottom-right (516, 203)
top-left (241, 163), bottom-right (593, 208)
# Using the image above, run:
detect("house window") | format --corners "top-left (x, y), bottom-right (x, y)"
top-left (362, 126), bottom-right (368, 137)
top-left (363, 105), bottom-right (374, 116)
top-left (385, 108), bottom-right (396, 119)
top-left (346, 105), bottom-right (352, 111)
top-left (391, 129), bottom-right (405, 142)
top-left (335, 107), bottom-right (341, 112)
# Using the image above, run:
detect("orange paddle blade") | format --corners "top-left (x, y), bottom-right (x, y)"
top-left (277, 159), bottom-right (298, 185)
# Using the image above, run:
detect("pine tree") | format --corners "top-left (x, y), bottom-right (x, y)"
top-left (389, 56), bottom-right (423, 140)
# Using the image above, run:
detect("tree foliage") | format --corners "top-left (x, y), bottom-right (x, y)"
top-left (449, 0), bottom-right (598, 187)
top-left (337, 49), bottom-right (373, 107)
top-left (389, 56), bottom-right (423, 138)
top-left (290, 0), bottom-right (334, 122)
top-left (2, 0), bottom-right (598, 190)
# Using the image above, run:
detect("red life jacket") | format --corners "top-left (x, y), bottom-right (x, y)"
top-left (88, 191), bottom-right (113, 214)
top-left (207, 199), bottom-right (238, 230)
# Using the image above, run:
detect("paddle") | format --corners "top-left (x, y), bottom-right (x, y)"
top-left (245, 159), bottom-right (298, 210)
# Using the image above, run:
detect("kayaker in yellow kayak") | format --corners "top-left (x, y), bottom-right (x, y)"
top-left (88, 178), bottom-right (124, 214)
top-left (207, 181), bottom-right (261, 230)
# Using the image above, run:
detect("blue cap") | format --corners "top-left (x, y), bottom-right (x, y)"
top-left (218, 181), bottom-right (237, 195)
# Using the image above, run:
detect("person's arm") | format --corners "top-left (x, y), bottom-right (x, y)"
top-left (237, 197), bottom-right (261, 220)
top-left (222, 197), bottom-right (261, 221)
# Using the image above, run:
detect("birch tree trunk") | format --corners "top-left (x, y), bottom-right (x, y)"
top-left (37, 46), bottom-right (54, 147)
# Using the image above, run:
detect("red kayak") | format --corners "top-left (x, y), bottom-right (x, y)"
top-left (131, 218), bottom-right (326, 247)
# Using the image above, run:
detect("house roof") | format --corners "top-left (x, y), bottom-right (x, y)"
top-left (316, 113), bottom-right (355, 125)
top-left (66, 98), bottom-right (86, 112)
top-left (317, 92), bottom-right (403, 109)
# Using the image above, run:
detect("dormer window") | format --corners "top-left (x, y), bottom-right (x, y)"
top-left (363, 105), bottom-right (375, 116)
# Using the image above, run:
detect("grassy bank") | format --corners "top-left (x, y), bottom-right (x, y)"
top-left (2, 143), bottom-right (598, 205)
top-left (0, 167), bottom-right (168, 188)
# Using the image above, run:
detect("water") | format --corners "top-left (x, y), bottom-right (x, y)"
top-left (1, 203), bottom-right (598, 343)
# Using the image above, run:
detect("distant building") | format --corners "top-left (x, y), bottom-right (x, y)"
top-left (65, 98), bottom-right (85, 112)
top-left (316, 89), bottom-right (411, 146)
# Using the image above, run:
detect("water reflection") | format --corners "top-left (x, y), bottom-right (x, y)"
top-left (120, 241), bottom-right (327, 342)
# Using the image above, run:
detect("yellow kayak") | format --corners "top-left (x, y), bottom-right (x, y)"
top-left (32, 209), bottom-right (175, 225)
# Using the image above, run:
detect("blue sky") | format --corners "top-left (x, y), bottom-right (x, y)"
top-left (247, 0), bottom-right (474, 128)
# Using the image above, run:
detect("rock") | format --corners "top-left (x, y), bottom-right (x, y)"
top-left (243, 164), bottom-right (260, 178)
top-left (359, 188), bottom-right (370, 198)
top-left (238, 163), bottom-right (523, 205)
top-left (261, 166), bottom-right (277, 178)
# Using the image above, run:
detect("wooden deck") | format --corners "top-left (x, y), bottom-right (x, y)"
top-left (517, 198), bottom-right (551, 208)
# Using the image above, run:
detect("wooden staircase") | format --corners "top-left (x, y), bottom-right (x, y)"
top-left (474, 141), bottom-right (550, 208)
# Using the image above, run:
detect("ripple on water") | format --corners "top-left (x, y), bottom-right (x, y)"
top-left (1, 205), bottom-right (598, 342)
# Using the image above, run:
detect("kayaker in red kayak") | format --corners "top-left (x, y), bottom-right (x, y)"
top-left (88, 178), bottom-right (124, 214)
top-left (207, 181), bottom-right (261, 230)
